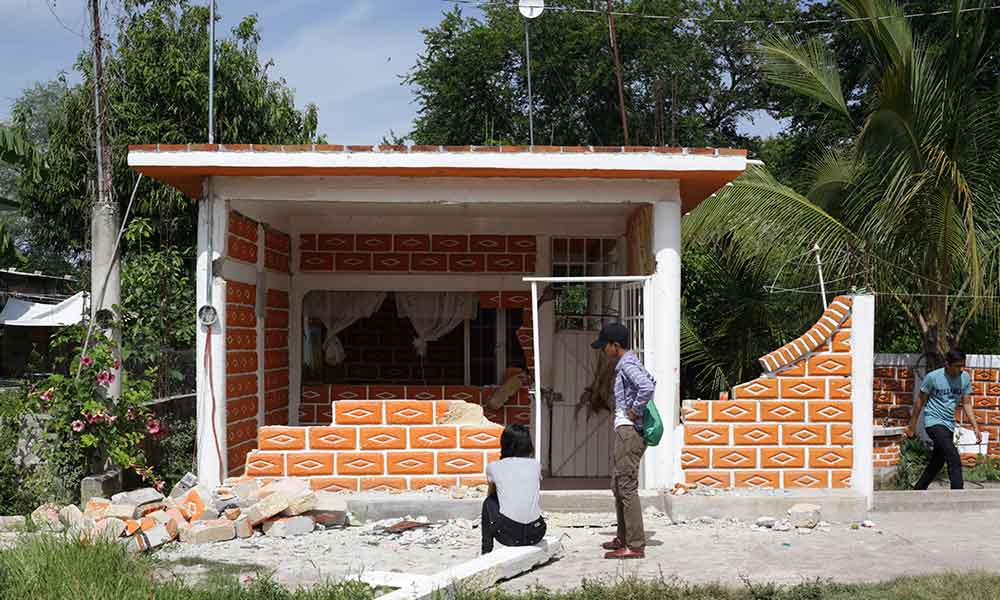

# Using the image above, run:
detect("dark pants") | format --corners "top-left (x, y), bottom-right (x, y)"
top-left (915, 424), bottom-right (964, 490)
top-left (481, 494), bottom-right (546, 554)
top-left (612, 425), bottom-right (647, 549)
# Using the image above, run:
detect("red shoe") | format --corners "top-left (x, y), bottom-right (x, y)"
top-left (604, 547), bottom-right (645, 559)
top-left (601, 538), bottom-right (624, 551)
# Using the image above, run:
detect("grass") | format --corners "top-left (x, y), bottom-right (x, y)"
top-left (2, 535), bottom-right (1000, 600)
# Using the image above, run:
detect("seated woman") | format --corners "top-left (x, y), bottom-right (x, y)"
top-left (482, 424), bottom-right (547, 554)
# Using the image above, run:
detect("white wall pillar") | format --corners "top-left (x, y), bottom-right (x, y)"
top-left (642, 200), bottom-right (681, 490)
top-left (851, 294), bottom-right (875, 509)
top-left (195, 189), bottom-right (228, 488)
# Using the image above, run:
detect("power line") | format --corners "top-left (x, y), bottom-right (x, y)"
top-left (442, 0), bottom-right (1000, 28)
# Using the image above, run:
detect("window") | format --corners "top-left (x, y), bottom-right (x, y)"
top-left (303, 293), bottom-right (525, 386)
top-left (551, 237), bottom-right (620, 331)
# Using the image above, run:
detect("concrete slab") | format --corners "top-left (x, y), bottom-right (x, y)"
top-left (372, 537), bottom-right (562, 600)
top-left (663, 489), bottom-right (867, 523)
top-left (874, 489), bottom-right (1000, 513)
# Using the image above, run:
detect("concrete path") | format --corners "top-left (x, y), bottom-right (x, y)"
top-left (501, 510), bottom-right (1000, 593)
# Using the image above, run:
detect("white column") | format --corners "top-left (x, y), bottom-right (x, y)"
top-left (536, 235), bottom-right (554, 475)
top-left (195, 190), bottom-right (227, 488)
top-left (850, 294), bottom-right (875, 509)
top-left (642, 200), bottom-right (681, 490)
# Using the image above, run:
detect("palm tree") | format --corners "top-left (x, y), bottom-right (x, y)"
top-left (0, 125), bottom-right (46, 265)
top-left (684, 0), bottom-right (1000, 364)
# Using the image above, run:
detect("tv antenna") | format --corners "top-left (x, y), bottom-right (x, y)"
top-left (518, 0), bottom-right (544, 145)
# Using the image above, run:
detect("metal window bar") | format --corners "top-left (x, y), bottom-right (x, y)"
top-left (551, 238), bottom-right (620, 331)
top-left (524, 275), bottom-right (652, 467)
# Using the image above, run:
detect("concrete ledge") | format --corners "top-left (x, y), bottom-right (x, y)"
top-left (663, 489), bottom-right (867, 522)
top-left (874, 489), bottom-right (1000, 513)
top-left (539, 489), bottom-right (659, 514)
top-left (346, 497), bottom-right (483, 522)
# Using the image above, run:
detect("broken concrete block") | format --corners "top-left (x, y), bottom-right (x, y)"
top-left (231, 478), bottom-right (260, 500)
top-left (103, 504), bottom-right (138, 521)
top-left (58, 505), bottom-right (85, 530)
top-left (91, 517), bottom-right (126, 542)
top-left (788, 503), bottom-right (822, 529)
top-left (305, 492), bottom-right (348, 527)
top-left (169, 472), bottom-right (198, 499)
top-left (234, 515), bottom-right (253, 539)
top-left (254, 478), bottom-right (307, 501)
top-left (280, 490), bottom-right (317, 517)
top-left (223, 507), bottom-right (241, 521)
top-left (83, 498), bottom-right (111, 519)
top-left (179, 519), bottom-right (236, 544)
top-left (193, 507), bottom-right (220, 522)
top-left (125, 522), bottom-right (174, 553)
top-left (112, 488), bottom-right (164, 507)
top-left (244, 493), bottom-right (290, 527)
top-left (80, 470), bottom-right (121, 505)
top-left (263, 516), bottom-right (314, 538)
top-left (124, 519), bottom-right (142, 536)
top-left (177, 486), bottom-right (212, 521)
top-left (30, 503), bottom-right (63, 532)
top-left (135, 501), bottom-right (168, 518)
top-left (755, 517), bottom-right (777, 528)
top-left (0, 516), bottom-right (26, 531)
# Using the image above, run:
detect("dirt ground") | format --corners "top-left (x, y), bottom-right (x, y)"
top-left (154, 508), bottom-right (1000, 592)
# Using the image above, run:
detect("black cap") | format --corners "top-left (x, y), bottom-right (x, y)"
top-left (591, 322), bottom-right (630, 349)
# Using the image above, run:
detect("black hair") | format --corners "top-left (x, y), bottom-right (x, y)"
top-left (499, 424), bottom-right (534, 459)
top-left (945, 350), bottom-right (966, 365)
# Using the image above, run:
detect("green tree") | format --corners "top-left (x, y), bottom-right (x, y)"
top-left (13, 0), bottom-right (321, 261)
top-left (685, 0), bottom-right (1000, 364)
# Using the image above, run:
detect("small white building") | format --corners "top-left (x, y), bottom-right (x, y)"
top-left (129, 143), bottom-right (747, 491)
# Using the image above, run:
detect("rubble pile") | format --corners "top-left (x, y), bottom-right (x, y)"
top-left (21, 474), bottom-right (351, 553)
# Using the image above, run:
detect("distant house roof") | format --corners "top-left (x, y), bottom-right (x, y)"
top-left (0, 269), bottom-right (75, 282)
top-left (127, 144), bottom-right (747, 212)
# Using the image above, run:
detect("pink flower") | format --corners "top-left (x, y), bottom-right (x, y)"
top-left (106, 414), bottom-right (117, 425)
top-left (108, 373), bottom-right (115, 384)
top-left (81, 356), bottom-right (93, 367)
top-left (154, 480), bottom-right (165, 492)
top-left (146, 419), bottom-right (162, 436)
top-left (97, 371), bottom-right (111, 385)
top-left (126, 408), bottom-right (136, 421)
top-left (113, 358), bottom-right (121, 370)
top-left (71, 420), bottom-right (85, 432)
top-left (40, 388), bottom-right (53, 402)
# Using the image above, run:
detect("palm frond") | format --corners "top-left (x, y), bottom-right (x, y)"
top-left (0, 126), bottom-right (45, 183)
top-left (838, 0), bottom-right (913, 69)
top-left (680, 311), bottom-right (729, 395)
top-left (758, 34), bottom-right (850, 119)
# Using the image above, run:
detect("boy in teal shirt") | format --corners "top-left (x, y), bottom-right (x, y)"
top-left (907, 350), bottom-right (981, 489)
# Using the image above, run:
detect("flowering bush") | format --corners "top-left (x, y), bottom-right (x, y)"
top-left (26, 321), bottom-right (164, 491)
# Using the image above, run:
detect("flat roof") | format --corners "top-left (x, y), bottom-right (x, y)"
top-left (128, 143), bottom-right (747, 210)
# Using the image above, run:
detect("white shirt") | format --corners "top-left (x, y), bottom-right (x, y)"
top-left (485, 457), bottom-right (542, 524)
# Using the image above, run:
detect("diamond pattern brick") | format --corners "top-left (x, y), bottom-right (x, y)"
top-left (685, 470), bottom-right (732, 489)
top-left (444, 386), bottom-right (482, 404)
top-left (360, 427), bottom-right (407, 450)
top-left (308, 427), bottom-right (357, 450)
top-left (227, 419), bottom-right (257, 446)
top-left (449, 254), bottom-right (486, 272)
top-left (411, 253), bottom-right (448, 272)
top-left (336, 253), bottom-right (373, 271)
top-left (226, 306), bottom-right (256, 328)
top-left (431, 235), bottom-right (469, 252)
top-left (807, 354), bottom-right (852, 376)
top-left (226, 328), bottom-right (257, 351)
top-left (505, 406), bottom-right (531, 425)
top-left (373, 253), bottom-right (411, 272)
top-left (356, 234), bottom-right (392, 252)
top-left (410, 477), bottom-right (459, 491)
top-left (337, 453), bottom-right (384, 476)
top-left (831, 424), bottom-right (853, 445)
top-left (681, 447), bottom-right (710, 468)
top-left (318, 234), bottom-right (354, 251)
top-left (808, 401), bottom-right (853, 422)
top-left (438, 451), bottom-right (485, 474)
top-left (405, 386), bottom-right (444, 401)
top-left (459, 426), bottom-right (503, 449)
top-left (287, 453), bottom-right (335, 476)
top-left (831, 330), bottom-right (851, 352)
top-left (309, 478), bottom-right (359, 493)
top-left (331, 385), bottom-right (368, 401)
top-left (781, 424), bottom-right (827, 445)
top-left (226, 351), bottom-right (257, 374)
top-left (733, 424), bottom-right (779, 445)
top-left (228, 211), bottom-right (258, 241)
top-left (470, 235), bottom-right (507, 252)
top-left (387, 452), bottom-right (435, 475)
top-left (227, 396), bottom-right (257, 423)
top-left (809, 447), bottom-right (853, 468)
top-left (711, 401), bottom-right (758, 422)
top-left (368, 386), bottom-right (405, 401)
top-left (259, 427), bottom-right (306, 450)
top-left (264, 369), bottom-right (288, 391)
top-left (245, 452), bottom-right (284, 476)
top-left (302, 385), bottom-right (330, 404)
top-left (394, 234), bottom-right (430, 252)
top-left (681, 400), bottom-right (709, 422)
top-left (227, 374), bottom-right (257, 398)
top-left (684, 424), bottom-right (730, 445)
top-left (360, 478), bottom-right (408, 493)
top-left (226, 281), bottom-right (256, 305)
top-left (335, 401), bottom-right (382, 425)
top-left (831, 470), bottom-right (852, 488)
top-left (410, 426), bottom-right (458, 449)
top-left (712, 447), bottom-right (756, 468)
top-left (760, 401), bottom-right (805, 422)
top-left (227, 236), bottom-right (258, 263)
top-left (507, 235), bottom-right (537, 253)
top-left (734, 471), bottom-right (779, 489)
top-left (486, 254), bottom-right (525, 272)
top-left (780, 378), bottom-right (827, 399)
top-left (784, 470), bottom-right (830, 488)
top-left (733, 378), bottom-right (778, 399)
top-left (975, 369), bottom-right (998, 382)
top-left (829, 379), bottom-right (852, 399)
top-left (760, 447), bottom-right (805, 468)
top-left (385, 401), bottom-right (435, 425)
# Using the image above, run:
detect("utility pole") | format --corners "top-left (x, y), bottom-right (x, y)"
top-left (670, 75), bottom-right (678, 147)
top-left (606, 0), bottom-right (629, 145)
top-left (654, 80), bottom-right (663, 146)
top-left (90, 0), bottom-right (121, 398)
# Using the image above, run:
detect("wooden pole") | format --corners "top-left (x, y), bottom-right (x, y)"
top-left (606, 0), bottom-right (629, 145)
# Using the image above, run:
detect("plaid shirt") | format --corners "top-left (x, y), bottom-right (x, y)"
top-left (614, 351), bottom-right (656, 430)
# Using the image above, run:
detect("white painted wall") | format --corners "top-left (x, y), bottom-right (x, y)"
top-left (851, 294), bottom-right (876, 509)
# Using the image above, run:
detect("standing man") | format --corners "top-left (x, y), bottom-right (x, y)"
top-left (592, 322), bottom-right (655, 559)
top-left (908, 350), bottom-right (981, 490)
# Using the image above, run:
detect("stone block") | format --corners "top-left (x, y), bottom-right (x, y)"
top-left (83, 498), bottom-right (111, 519)
top-left (177, 486), bottom-right (212, 521)
top-left (232, 478), bottom-right (261, 500)
top-left (305, 492), bottom-right (348, 527)
top-left (103, 504), bottom-right (138, 521)
top-left (223, 507), bottom-right (241, 521)
top-left (135, 501), bottom-right (169, 518)
top-left (58, 504), bottom-right (85, 529)
top-left (254, 478), bottom-right (307, 501)
top-left (112, 488), bottom-right (164, 507)
top-left (788, 503), bottom-right (822, 529)
top-left (280, 490), bottom-right (317, 517)
top-left (91, 517), bottom-right (126, 542)
top-left (263, 516), bottom-right (314, 538)
top-left (245, 493), bottom-right (290, 527)
top-left (80, 470), bottom-right (121, 505)
top-left (234, 515), bottom-right (253, 539)
top-left (125, 523), bottom-right (175, 553)
top-left (0, 516), bottom-right (26, 531)
top-left (179, 519), bottom-right (236, 544)
top-left (169, 472), bottom-right (198, 499)
top-left (30, 503), bottom-right (63, 532)
top-left (193, 507), bottom-right (220, 522)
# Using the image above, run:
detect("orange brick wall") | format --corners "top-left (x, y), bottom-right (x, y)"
top-left (243, 401), bottom-right (503, 492)
top-left (225, 279), bottom-right (259, 474)
top-left (680, 296), bottom-right (855, 489)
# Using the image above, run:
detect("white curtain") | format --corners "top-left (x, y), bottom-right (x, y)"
top-left (395, 292), bottom-right (478, 357)
top-left (303, 291), bottom-right (387, 366)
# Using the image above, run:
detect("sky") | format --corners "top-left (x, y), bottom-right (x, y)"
top-left (0, 0), bottom-right (784, 144)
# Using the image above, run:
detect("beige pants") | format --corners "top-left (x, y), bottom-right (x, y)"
top-left (612, 425), bottom-right (647, 549)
